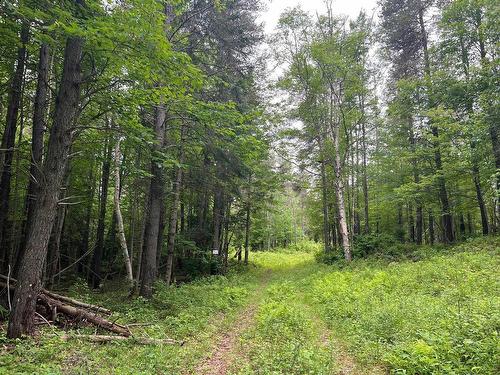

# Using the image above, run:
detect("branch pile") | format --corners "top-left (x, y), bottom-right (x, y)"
top-left (0, 274), bottom-right (129, 337)
top-left (0, 275), bottom-right (183, 345)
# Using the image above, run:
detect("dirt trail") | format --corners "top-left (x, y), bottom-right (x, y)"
top-left (194, 270), bottom-right (271, 375)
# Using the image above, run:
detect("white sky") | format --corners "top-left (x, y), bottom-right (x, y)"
top-left (258, 0), bottom-right (379, 34)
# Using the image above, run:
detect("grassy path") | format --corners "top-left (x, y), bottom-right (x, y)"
top-left (192, 252), bottom-right (375, 375)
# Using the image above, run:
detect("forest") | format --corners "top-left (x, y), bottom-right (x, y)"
top-left (0, 0), bottom-right (498, 374)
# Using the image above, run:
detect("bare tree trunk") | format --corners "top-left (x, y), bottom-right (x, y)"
top-left (361, 120), bottom-right (369, 234)
top-left (165, 125), bottom-right (186, 285)
top-left (89, 138), bottom-right (112, 289)
top-left (212, 186), bottom-right (223, 257)
top-left (408, 118), bottom-right (423, 245)
top-left (0, 23), bottom-right (29, 271)
top-left (244, 200), bottom-right (250, 265)
top-left (134, 190), bottom-right (148, 288)
top-left (19, 43), bottom-right (51, 263)
top-left (320, 158), bottom-right (331, 252)
top-left (114, 139), bottom-right (133, 284)
top-left (428, 210), bottom-right (435, 246)
top-left (7, 35), bottom-right (83, 338)
top-left (47, 197), bottom-right (67, 287)
top-left (329, 83), bottom-right (351, 261)
top-left (139, 105), bottom-right (166, 298)
top-left (408, 203), bottom-right (415, 243)
top-left (78, 165), bottom-right (94, 274)
top-left (222, 198), bottom-right (232, 271)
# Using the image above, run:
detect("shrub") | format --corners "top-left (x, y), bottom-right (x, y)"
top-left (352, 233), bottom-right (398, 258)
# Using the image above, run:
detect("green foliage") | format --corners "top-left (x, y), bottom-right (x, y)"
top-left (307, 236), bottom-right (500, 374)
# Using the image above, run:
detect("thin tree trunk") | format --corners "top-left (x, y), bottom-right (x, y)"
top-left (0, 23), bottom-right (29, 271)
top-left (222, 198), bottom-right (232, 271)
top-left (361, 120), bottom-right (369, 234)
top-left (320, 158), bottom-right (331, 252)
top-left (78, 165), bottom-right (94, 274)
top-left (89, 138), bottom-right (112, 289)
top-left (7, 35), bottom-right (83, 338)
top-left (428, 210), bottom-right (435, 246)
top-left (244, 200), bottom-right (250, 265)
top-left (114, 139), bottom-right (133, 284)
top-left (165, 125), bottom-right (186, 285)
top-left (212, 186), bottom-right (223, 257)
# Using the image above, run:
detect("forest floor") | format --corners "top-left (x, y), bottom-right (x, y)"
top-left (1, 236), bottom-right (498, 374)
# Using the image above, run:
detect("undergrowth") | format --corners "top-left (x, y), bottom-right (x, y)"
top-left (1, 237), bottom-right (498, 374)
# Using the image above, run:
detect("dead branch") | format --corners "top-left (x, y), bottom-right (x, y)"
top-left (56, 334), bottom-right (183, 346)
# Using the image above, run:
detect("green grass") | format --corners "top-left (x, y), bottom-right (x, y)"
top-left (0, 264), bottom-right (264, 375)
top-left (1, 237), bottom-right (498, 374)
top-left (305, 236), bottom-right (500, 374)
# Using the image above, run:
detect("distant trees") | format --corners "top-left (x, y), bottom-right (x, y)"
top-left (271, 0), bottom-right (498, 258)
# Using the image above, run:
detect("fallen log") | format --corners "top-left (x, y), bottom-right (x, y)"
top-left (0, 274), bottom-right (111, 315)
top-left (1, 281), bottom-right (129, 337)
top-left (56, 334), bottom-right (184, 346)
top-left (38, 294), bottom-right (131, 337)
top-left (41, 290), bottom-right (111, 315)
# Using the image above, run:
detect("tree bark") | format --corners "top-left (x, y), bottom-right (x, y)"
top-left (0, 23), bottom-right (29, 271)
top-left (113, 139), bottom-right (133, 284)
top-left (7, 35), bottom-right (83, 338)
top-left (89, 138), bottom-right (112, 289)
top-left (329, 84), bottom-right (351, 261)
top-left (361, 120), bottom-right (369, 234)
top-left (139, 104), bottom-right (166, 298)
top-left (244, 199), bottom-right (250, 265)
top-left (165, 125), bottom-right (186, 285)
top-left (428, 210), bottom-right (435, 246)
top-left (320, 158), bottom-right (331, 252)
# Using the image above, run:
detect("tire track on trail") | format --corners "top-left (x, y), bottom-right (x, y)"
top-left (193, 270), bottom-right (272, 375)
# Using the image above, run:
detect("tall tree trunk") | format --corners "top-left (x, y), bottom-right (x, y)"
top-left (7, 35), bottom-right (83, 338)
top-left (155, 196), bottom-right (165, 275)
top-left (212, 170), bottom-right (223, 257)
top-left (409, 120), bottom-right (423, 245)
top-left (89, 138), bottom-right (112, 289)
top-left (320, 158), bottom-right (331, 252)
top-left (329, 85), bottom-right (351, 261)
top-left (20, 43), bottom-right (51, 258)
top-left (139, 104), bottom-right (166, 298)
top-left (0, 23), bottom-right (29, 271)
top-left (418, 7), bottom-right (454, 244)
top-left (244, 199), bottom-right (250, 265)
top-left (222, 198), bottom-right (232, 271)
top-left (472, 160), bottom-right (489, 235)
top-left (165, 125), bottom-right (186, 285)
top-left (134, 190), bottom-right (148, 288)
top-left (113, 139), bottom-right (133, 284)
top-left (428, 210), bottom-right (435, 246)
top-left (361, 120), bottom-right (369, 234)
top-left (78, 165), bottom-right (94, 274)
top-left (47, 185), bottom-right (68, 288)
